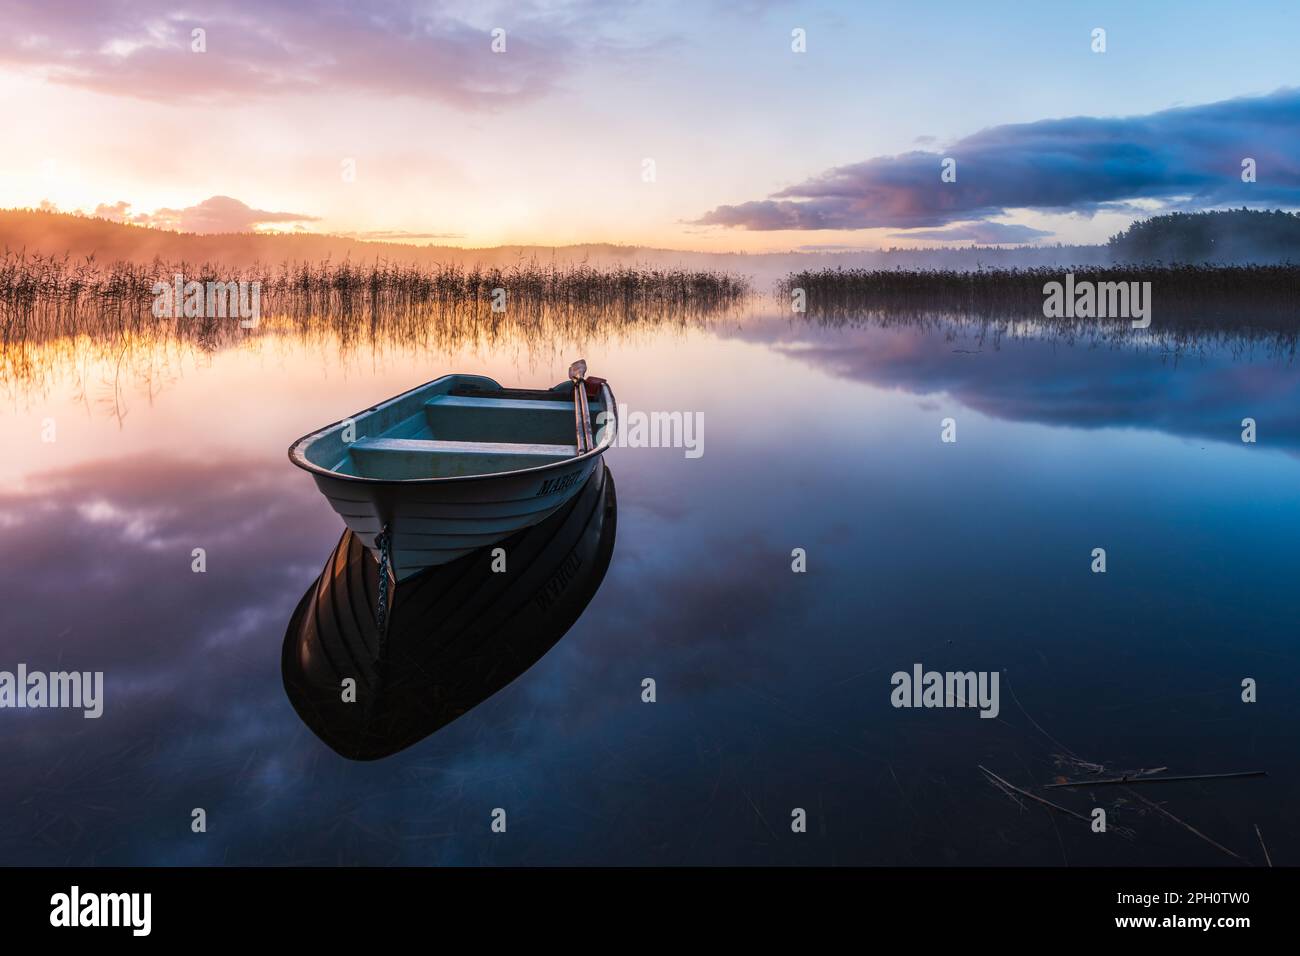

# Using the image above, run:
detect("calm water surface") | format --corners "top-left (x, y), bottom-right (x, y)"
top-left (1, 306), bottom-right (1297, 865)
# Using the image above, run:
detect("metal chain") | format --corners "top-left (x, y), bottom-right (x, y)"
top-left (375, 524), bottom-right (391, 634)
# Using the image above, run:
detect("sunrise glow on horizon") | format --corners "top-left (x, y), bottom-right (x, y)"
top-left (2, 1), bottom-right (1298, 252)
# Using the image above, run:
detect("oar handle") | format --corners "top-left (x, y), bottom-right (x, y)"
top-left (570, 360), bottom-right (594, 454)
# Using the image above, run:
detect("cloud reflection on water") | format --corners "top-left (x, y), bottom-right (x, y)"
top-left (1, 306), bottom-right (1298, 865)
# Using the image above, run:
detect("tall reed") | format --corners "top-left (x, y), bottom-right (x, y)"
top-left (778, 264), bottom-right (1300, 328)
top-left (0, 252), bottom-right (751, 399)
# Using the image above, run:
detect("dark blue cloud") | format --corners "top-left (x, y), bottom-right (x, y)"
top-left (697, 88), bottom-right (1300, 230)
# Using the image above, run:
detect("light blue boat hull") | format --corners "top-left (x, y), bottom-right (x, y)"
top-left (289, 373), bottom-right (616, 580)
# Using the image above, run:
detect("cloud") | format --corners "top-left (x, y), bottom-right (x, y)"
top-left (887, 221), bottom-right (1053, 244)
top-left (722, 319), bottom-right (1300, 453)
top-left (92, 195), bottom-right (318, 233)
top-left (0, 0), bottom-right (584, 108)
top-left (796, 243), bottom-right (876, 252)
top-left (92, 200), bottom-right (132, 222)
top-left (696, 88), bottom-right (1300, 231)
top-left (333, 230), bottom-right (465, 242)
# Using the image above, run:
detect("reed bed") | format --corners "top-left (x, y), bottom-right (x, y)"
top-left (774, 264), bottom-right (1300, 363)
top-left (0, 252), bottom-right (750, 400)
top-left (0, 252), bottom-right (749, 327)
top-left (778, 264), bottom-right (1300, 328)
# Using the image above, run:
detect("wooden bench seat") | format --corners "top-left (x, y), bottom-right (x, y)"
top-left (349, 437), bottom-right (576, 480)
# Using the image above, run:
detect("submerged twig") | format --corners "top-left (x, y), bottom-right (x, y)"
top-left (1255, 825), bottom-right (1273, 867)
top-left (1004, 673), bottom-right (1080, 760)
top-left (982, 765), bottom-right (1137, 840)
top-left (1002, 675), bottom-right (1248, 859)
top-left (1123, 788), bottom-right (1246, 863)
top-left (979, 765), bottom-right (1091, 825)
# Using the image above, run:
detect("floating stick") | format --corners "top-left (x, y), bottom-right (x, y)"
top-left (1255, 825), bottom-right (1273, 867)
top-left (978, 765), bottom-right (1092, 825)
top-left (1123, 788), bottom-right (1246, 863)
top-left (1045, 770), bottom-right (1266, 789)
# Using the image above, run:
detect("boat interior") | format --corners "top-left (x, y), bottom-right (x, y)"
top-left (296, 374), bottom-right (611, 481)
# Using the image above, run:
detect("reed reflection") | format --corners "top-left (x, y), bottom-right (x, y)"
top-left (739, 305), bottom-right (1300, 452)
top-left (0, 253), bottom-right (750, 402)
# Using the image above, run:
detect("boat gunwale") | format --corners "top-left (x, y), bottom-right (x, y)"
top-left (287, 373), bottom-right (618, 486)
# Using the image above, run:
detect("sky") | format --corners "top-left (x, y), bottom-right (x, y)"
top-left (0, 0), bottom-right (1298, 251)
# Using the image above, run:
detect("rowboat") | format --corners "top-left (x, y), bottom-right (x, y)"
top-left (283, 460), bottom-right (617, 759)
top-left (288, 361), bottom-right (615, 582)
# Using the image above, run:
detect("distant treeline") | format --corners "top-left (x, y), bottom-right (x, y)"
top-left (1107, 209), bottom-right (1300, 264)
top-left (779, 264), bottom-right (1300, 327)
top-left (8, 206), bottom-right (1300, 279)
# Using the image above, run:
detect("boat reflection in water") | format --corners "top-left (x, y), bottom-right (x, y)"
top-left (282, 461), bottom-right (616, 760)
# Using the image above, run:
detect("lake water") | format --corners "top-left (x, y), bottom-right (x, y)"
top-left (1, 303), bottom-right (1297, 865)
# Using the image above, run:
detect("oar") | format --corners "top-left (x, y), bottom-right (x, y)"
top-left (569, 359), bottom-right (593, 454)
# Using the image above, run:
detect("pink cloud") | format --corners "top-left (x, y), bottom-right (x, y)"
top-left (91, 195), bottom-right (318, 233)
top-left (0, 0), bottom-right (578, 108)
